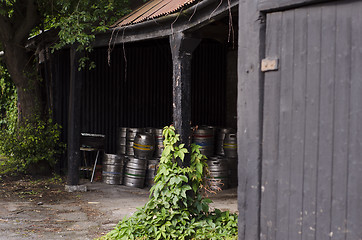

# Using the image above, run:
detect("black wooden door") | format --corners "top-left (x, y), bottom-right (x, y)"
top-left (261, 1), bottom-right (362, 240)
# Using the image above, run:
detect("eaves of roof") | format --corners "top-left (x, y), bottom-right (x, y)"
top-left (93, 0), bottom-right (238, 47)
top-left (111, 0), bottom-right (198, 28)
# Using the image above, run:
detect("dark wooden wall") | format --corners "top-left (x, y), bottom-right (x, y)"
top-left (191, 40), bottom-right (227, 127)
top-left (51, 39), bottom-right (228, 170)
top-left (238, 0), bottom-right (361, 239)
top-left (81, 40), bottom-right (173, 154)
top-left (261, 1), bottom-right (362, 240)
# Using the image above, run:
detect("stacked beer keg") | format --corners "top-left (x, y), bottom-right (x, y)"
top-left (192, 126), bottom-right (215, 158)
top-left (126, 128), bottom-right (142, 156)
top-left (102, 154), bottom-right (125, 185)
top-left (192, 126), bottom-right (237, 190)
top-left (103, 126), bottom-right (237, 190)
top-left (153, 128), bottom-right (164, 158)
top-left (218, 128), bottom-right (238, 188)
top-left (105, 127), bottom-right (161, 188)
top-left (124, 131), bottom-right (154, 188)
top-left (206, 156), bottom-right (229, 190)
top-left (117, 127), bottom-right (128, 155)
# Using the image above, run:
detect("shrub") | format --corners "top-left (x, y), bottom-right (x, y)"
top-left (0, 64), bottom-right (17, 131)
top-left (100, 126), bottom-right (238, 240)
top-left (0, 115), bottom-right (64, 174)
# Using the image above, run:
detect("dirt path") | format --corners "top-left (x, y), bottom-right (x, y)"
top-left (0, 176), bottom-right (238, 240)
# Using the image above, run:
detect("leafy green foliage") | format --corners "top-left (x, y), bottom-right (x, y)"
top-left (0, 115), bottom-right (65, 174)
top-left (0, 64), bottom-right (17, 131)
top-left (0, 0), bottom-right (131, 123)
top-left (25, 0), bottom-right (129, 71)
top-left (99, 126), bottom-right (238, 240)
top-left (40, 0), bottom-right (130, 69)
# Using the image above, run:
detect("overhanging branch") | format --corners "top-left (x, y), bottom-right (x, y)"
top-left (13, 0), bottom-right (40, 43)
top-left (0, 15), bottom-right (12, 43)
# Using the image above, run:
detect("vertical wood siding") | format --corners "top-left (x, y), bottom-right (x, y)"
top-left (51, 49), bottom-right (71, 172)
top-left (81, 40), bottom-right (173, 154)
top-left (261, 1), bottom-right (362, 240)
top-left (191, 40), bottom-right (227, 127)
top-left (50, 39), bottom-right (227, 169)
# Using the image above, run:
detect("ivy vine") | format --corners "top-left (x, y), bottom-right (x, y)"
top-left (100, 125), bottom-right (238, 240)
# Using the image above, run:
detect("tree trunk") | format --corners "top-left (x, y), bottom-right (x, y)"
top-left (3, 42), bottom-right (43, 122)
top-left (0, 0), bottom-right (42, 123)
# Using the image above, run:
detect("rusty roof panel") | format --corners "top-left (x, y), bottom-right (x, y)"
top-left (111, 0), bottom-right (165, 27)
top-left (111, 0), bottom-right (198, 28)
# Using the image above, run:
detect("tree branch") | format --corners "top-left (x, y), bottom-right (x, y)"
top-left (0, 15), bottom-right (12, 43)
top-left (13, 0), bottom-right (40, 43)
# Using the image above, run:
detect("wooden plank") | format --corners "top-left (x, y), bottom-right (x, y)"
top-left (238, 0), bottom-right (265, 239)
top-left (275, 9), bottom-right (294, 240)
top-left (260, 12), bottom-right (282, 240)
top-left (288, 8), bottom-right (308, 240)
top-left (347, 2), bottom-right (362, 239)
top-left (301, 6), bottom-right (322, 240)
top-left (316, 5), bottom-right (336, 240)
top-left (331, 3), bottom-right (351, 240)
top-left (258, 0), bottom-right (337, 12)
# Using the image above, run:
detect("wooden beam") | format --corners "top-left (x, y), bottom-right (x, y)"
top-left (170, 32), bottom-right (200, 166)
top-left (258, 0), bottom-right (336, 12)
top-left (67, 46), bottom-right (83, 186)
top-left (238, 0), bottom-right (266, 239)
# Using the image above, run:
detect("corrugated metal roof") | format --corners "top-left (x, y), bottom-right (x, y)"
top-left (111, 0), bottom-right (198, 28)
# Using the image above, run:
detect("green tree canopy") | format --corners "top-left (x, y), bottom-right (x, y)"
top-left (0, 0), bottom-right (130, 121)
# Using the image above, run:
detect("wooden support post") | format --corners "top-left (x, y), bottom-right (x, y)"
top-left (67, 46), bottom-right (83, 186)
top-left (238, 1), bottom-right (265, 239)
top-left (170, 32), bottom-right (200, 166)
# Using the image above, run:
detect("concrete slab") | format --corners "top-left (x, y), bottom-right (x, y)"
top-left (65, 185), bottom-right (87, 192)
top-left (0, 180), bottom-right (238, 239)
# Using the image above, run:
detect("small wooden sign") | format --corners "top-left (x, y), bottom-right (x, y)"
top-left (261, 57), bottom-right (279, 72)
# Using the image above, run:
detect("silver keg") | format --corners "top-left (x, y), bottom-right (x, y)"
top-left (102, 154), bottom-right (124, 185)
top-left (154, 128), bottom-right (164, 158)
top-left (145, 158), bottom-right (160, 187)
top-left (206, 157), bottom-right (229, 190)
top-left (124, 156), bottom-right (147, 188)
top-left (193, 126), bottom-right (215, 157)
top-left (215, 128), bottom-right (236, 156)
top-left (223, 133), bottom-right (237, 158)
top-left (126, 128), bottom-right (143, 156)
top-left (133, 132), bottom-right (155, 159)
top-left (117, 127), bottom-right (128, 155)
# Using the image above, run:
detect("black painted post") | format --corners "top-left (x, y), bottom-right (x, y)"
top-left (170, 32), bottom-right (200, 166)
top-left (67, 46), bottom-right (83, 186)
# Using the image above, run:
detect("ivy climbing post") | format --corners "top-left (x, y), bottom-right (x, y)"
top-left (169, 32), bottom-right (200, 167)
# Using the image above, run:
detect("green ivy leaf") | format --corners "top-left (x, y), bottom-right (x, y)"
top-left (99, 125), bottom-right (238, 240)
